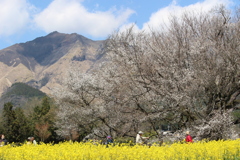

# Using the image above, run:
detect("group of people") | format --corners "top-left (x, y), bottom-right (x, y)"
top-left (135, 130), bottom-right (193, 145)
top-left (0, 135), bottom-right (37, 146)
top-left (0, 131), bottom-right (192, 146)
top-left (104, 130), bottom-right (193, 145)
top-left (104, 132), bottom-right (149, 145)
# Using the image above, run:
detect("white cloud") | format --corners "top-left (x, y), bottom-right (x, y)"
top-left (141, 0), bottom-right (232, 32)
top-left (34, 0), bottom-right (135, 38)
top-left (0, 0), bottom-right (235, 41)
top-left (0, 0), bottom-right (34, 36)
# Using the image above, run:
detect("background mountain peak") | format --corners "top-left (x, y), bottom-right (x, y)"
top-left (0, 32), bottom-right (105, 97)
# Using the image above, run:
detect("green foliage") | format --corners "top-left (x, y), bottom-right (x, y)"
top-left (2, 102), bottom-right (16, 127)
top-left (14, 107), bottom-right (31, 141)
top-left (41, 97), bottom-right (51, 116)
top-left (29, 97), bottom-right (57, 142)
top-left (21, 97), bottom-right (43, 115)
top-left (5, 83), bottom-right (46, 98)
top-left (232, 109), bottom-right (240, 120)
top-left (0, 97), bottom-right (57, 143)
top-left (2, 102), bottom-right (31, 142)
top-left (33, 97), bottom-right (51, 121)
top-left (0, 83), bottom-right (47, 112)
top-left (143, 130), bottom-right (158, 138)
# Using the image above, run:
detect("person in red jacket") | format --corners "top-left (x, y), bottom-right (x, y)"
top-left (185, 131), bottom-right (193, 143)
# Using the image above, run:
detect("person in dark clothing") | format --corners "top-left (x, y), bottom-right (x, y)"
top-left (0, 134), bottom-right (8, 146)
top-left (106, 136), bottom-right (113, 144)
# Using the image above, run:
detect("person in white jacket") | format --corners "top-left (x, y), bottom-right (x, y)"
top-left (136, 131), bottom-right (149, 145)
top-left (27, 137), bottom-right (37, 145)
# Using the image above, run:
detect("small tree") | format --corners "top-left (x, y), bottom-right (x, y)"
top-left (35, 122), bottom-right (51, 142)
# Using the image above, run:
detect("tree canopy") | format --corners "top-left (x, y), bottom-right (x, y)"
top-left (53, 5), bottom-right (240, 141)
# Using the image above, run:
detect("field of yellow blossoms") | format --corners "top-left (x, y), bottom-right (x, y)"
top-left (0, 139), bottom-right (239, 160)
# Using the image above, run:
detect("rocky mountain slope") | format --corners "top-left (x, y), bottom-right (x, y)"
top-left (0, 31), bottom-right (105, 96)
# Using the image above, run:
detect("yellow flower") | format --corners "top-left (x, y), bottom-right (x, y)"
top-left (0, 139), bottom-right (239, 159)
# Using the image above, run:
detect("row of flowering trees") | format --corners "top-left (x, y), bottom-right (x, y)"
top-left (53, 5), bottom-right (240, 141)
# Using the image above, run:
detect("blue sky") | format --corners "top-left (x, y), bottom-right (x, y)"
top-left (0, 0), bottom-right (239, 50)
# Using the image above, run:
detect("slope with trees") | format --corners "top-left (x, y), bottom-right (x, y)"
top-left (0, 82), bottom-right (46, 109)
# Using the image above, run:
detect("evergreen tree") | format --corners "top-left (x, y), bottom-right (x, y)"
top-left (41, 97), bottom-right (51, 116)
top-left (31, 97), bottom-right (55, 142)
top-left (2, 102), bottom-right (31, 142)
top-left (33, 97), bottom-right (51, 121)
top-left (0, 98), bottom-right (57, 143)
top-left (2, 102), bottom-right (17, 142)
top-left (14, 107), bottom-right (31, 142)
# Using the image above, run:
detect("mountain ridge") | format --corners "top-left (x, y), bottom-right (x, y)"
top-left (0, 31), bottom-right (106, 97)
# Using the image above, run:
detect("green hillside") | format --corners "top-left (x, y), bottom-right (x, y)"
top-left (5, 82), bottom-right (46, 98)
top-left (0, 83), bottom-right (46, 109)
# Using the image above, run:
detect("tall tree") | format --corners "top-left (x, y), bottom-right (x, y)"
top-left (53, 72), bottom-right (102, 140)
top-left (33, 97), bottom-right (51, 121)
top-left (100, 6), bottom-right (240, 140)
top-left (29, 97), bottom-right (55, 142)
top-left (14, 107), bottom-right (31, 142)
top-left (2, 103), bottom-right (30, 142)
top-left (2, 102), bottom-right (17, 142)
top-left (53, 5), bottom-right (240, 140)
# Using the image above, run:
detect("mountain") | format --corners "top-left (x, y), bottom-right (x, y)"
top-left (0, 31), bottom-right (105, 96)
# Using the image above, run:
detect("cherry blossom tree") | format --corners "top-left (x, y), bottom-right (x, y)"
top-left (53, 5), bottom-right (240, 141)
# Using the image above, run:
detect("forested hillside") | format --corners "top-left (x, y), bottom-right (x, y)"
top-left (5, 83), bottom-right (45, 97)
top-left (0, 83), bottom-right (46, 109)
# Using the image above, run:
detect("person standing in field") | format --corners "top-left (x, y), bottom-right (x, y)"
top-left (27, 137), bottom-right (37, 145)
top-left (106, 135), bottom-right (113, 144)
top-left (185, 131), bottom-right (193, 143)
top-left (0, 134), bottom-right (8, 146)
top-left (136, 131), bottom-right (149, 145)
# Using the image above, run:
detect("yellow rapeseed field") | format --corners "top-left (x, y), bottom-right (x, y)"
top-left (0, 139), bottom-right (239, 160)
